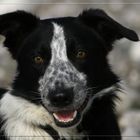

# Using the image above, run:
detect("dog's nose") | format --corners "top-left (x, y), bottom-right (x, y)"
top-left (48, 88), bottom-right (74, 107)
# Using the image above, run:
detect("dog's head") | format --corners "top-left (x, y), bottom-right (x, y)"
top-left (0, 9), bottom-right (138, 127)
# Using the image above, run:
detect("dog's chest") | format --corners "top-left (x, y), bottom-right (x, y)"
top-left (1, 122), bottom-right (81, 140)
top-left (1, 119), bottom-right (83, 140)
top-left (0, 92), bottom-right (84, 140)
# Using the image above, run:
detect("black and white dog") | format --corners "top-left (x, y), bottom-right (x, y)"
top-left (0, 9), bottom-right (139, 140)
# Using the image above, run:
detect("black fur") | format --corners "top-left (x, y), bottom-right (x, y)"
top-left (0, 9), bottom-right (139, 140)
top-left (40, 125), bottom-right (60, 140)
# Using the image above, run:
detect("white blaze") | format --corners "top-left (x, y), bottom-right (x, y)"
top-left (50, 23), bottom-right (68, 63)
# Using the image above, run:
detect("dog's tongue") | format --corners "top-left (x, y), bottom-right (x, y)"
top-left (53, 111), bottom-right (77, 122)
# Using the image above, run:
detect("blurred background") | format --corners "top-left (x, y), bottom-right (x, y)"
top-left (0, 0), bottom-right (140, 139)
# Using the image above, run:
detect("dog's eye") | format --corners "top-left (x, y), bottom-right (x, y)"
top-left (76, 50), bottom-right (87, 59)
top-left (34, 56), bottom-right (44, 64)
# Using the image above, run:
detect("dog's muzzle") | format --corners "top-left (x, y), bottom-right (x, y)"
top-left (39, 61), bottom-right (88, 127)
top-left (41, 83), bottom-right (90, 127)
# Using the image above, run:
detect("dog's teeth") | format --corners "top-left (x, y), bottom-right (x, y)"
top-left (73, 110), bottom-right (77, 118)
top-left (53, 110), bottom-right (77, 123)
top-left (53, 113), bottom-right (60, 121)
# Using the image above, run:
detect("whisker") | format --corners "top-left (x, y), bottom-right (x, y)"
top-left (30, 97), bottom-right (42, 101)
top-left (29, 90), bottom-right (40, 94)
top-left (84, 87), bottom-right (98, 92)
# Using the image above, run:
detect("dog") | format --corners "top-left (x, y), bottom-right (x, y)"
top-left (0, 9), bottom-right (139, 140)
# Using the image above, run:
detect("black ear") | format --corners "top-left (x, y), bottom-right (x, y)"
top-left (0, 10), bottom-right (39, 58)
top-left (78, 9), bottom-right (139, 45)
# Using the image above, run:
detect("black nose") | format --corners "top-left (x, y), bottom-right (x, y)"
top-left (48, 88), bottom-right (74, 107)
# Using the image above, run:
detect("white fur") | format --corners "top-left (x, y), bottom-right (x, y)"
top-left (0, 92), bottom-right (81, 140)
top-left (51, 23), bottom-right (68, 63)
top-left (0, 92), bottom-right (54, 140)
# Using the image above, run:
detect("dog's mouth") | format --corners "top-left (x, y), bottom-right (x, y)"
top-left (53, 110), bottom-right (77, 123)
top-left (49, 94), bottom-right (90, 127)
top-left (52, 109), bottom-right (82, 127)
top-left (52, 110), bottom-right (79, 127)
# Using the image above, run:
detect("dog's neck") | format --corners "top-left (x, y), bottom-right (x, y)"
top-left (0, 92), bottom-right (85, 140)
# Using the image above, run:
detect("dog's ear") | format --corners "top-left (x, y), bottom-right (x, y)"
top-left (78, 9), bottom-right (139, 50)
top-left (0, 11), bottom-right (39, 58)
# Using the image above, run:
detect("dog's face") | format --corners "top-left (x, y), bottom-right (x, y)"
top-left (0, 9), bottom-right (138, 128)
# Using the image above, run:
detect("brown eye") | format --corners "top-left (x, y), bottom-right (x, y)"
top-left (76, 50), bottom-right (87, 59)
top-left (34, 56), bottom-right (44, 64)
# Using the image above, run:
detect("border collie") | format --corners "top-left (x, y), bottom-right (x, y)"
top-left (0, 9), bottom-right (139, 140)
